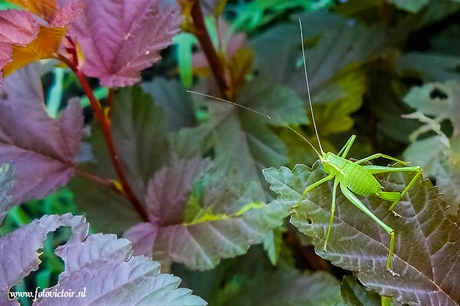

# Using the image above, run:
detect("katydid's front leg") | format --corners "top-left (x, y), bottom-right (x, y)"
top-left (364, 165), bottom-right (422, 215)
top-left (339, 185), bottom-right (398, 276)
top-left (296, 173), bottom-right (334, 208)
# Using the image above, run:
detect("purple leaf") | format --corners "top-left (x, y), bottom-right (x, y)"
top-left (0, 214), bottom-right (83, 305)
top-left (69, 0), bottom-right (182, 87)
top-left (121, 222), bottom-right (157, 257)
top-left (0, 63), bottom-right (84, 205)
top-left (0, 214), bottom-right (206, 305)
top-left (146, 156), bottom-right (212, 224)
top-left (125, 157), bottom-right (286, 271)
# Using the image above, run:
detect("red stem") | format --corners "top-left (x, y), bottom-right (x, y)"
top-left (76, 168), bottom-right (118, 191)
top-left (58, 54), bottom-right (149, 222)
top-left (190, 0), bottom-right (229, 99)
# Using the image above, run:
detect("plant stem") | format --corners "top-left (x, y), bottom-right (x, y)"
top-left (76, 168), bottom-right (118, 191)
top-left (190, 0), bottom-right (229, 99)
top-left (58, 54), bottom-right (149, 222)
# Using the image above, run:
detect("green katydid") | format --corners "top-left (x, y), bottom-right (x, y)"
top-left (188, 20), bottom-right (422, 276)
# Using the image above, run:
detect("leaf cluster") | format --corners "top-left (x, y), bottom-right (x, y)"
top-left (0, 0), bottom-right (460, 305)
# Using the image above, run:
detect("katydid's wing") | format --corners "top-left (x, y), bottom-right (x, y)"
top-left (264, 163), bottom-right (460, 305)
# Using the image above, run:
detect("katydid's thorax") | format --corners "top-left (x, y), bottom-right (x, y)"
top-left (321, 152), bottom-right (381, 196)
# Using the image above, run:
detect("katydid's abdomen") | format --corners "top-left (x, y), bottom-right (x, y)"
top-left (323, 154), bottom-right (381, 197)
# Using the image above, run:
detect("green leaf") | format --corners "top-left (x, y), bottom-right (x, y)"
top-left (306, 64), bottom-right (367, 139)
top-left (403, 136), bottom-right (446, 176)
top-left (218, 266), bottom-right (342, 306)
top-left (263, 162), bottom-right (460, 305)
top-left (435, 155), bottom-right (460, 214)
top-left (141, 77), bottom-right (197, 132)
top-left (91, 85), bottom-right (170, 200)
top-left (386, 0), bottom-right (429, 13)
top-left (262, 221), bottom-right (287, 265)
top-left (403, 81), bottom-right (460, 135)
top-left (69, 164), bottom-right (141, 233)
top-left (173, 32), bottom-right (197, 88)
top-left (396, 52), bottom-right (460, 82)
top-left (340, 275), bottom-right (381, 306)
top-left (196, 79), bottom-right (306, 198)
top-left (233, 0), bottom-right (334, 31)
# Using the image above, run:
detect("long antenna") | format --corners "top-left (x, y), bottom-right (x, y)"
top-left (186, 90), bottom-right (271, 120)
top-left (186, 92), bottom-right (323, 158)
top-left (299, 19), bottom-right (324, 154)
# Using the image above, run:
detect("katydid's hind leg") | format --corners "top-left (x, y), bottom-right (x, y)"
top-left (364, 165), bottom-right (422, 216)
top-left (324, 179), bottom-right (339, 252)
top-left (339, 185), bottom-right (399, 276)
top-left (355, 153), bottom-right (411, 166)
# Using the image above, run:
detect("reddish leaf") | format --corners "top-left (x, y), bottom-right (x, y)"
top-left (0, 3), bottom-right (82, 83)
top-left (69, 0), bottom-right (182, 87)
top-left (50, 0), bottom-right (83, 27)
top-left (3, 26), bottom-right (67, 76)
top-left (0, 9), bottom-right (38, 82)
top-left (0, 9), bottom-right (38, 45)
top-left (0, 63), bottom-right (84, 205)
top-left (124, 157), bottom-right (286, 271)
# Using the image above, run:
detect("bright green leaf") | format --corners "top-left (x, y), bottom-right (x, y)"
top-left (403, 81), bottom-right (460, 135)
top-left (386, 0), bottom-right (429, 13)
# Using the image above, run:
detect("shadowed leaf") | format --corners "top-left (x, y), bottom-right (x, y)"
top-left (69, 165), bottom-right (142, 233)
top-left (218, 267), bottom-right (342, 306)
top-left (195, 79), bottom-right (307, 199)
top-left (340, 275), bottom-right (380, 306)
top-left (252, 10), bottom-right (409, 101)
